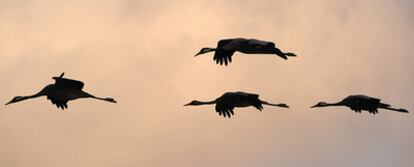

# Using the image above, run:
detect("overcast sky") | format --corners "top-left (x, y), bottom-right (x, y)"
top-left (0, 0), bottom-right (413, 167)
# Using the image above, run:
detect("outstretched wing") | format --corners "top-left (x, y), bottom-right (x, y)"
top-left (215, 102), bottom-right (235, 118)
top-left (363, 96), bottom-right (383, 114)
top-left (213, 49), bottom-right (235, 66)
top-left (217, 39), bottom-right (235, 48)
top-left (47, 96), bottom-right (68, 110)
top-left (54, 78), bottom-right (84, 90)
top-left (248, 39), bottom-right (274, 47)
top-left (235, 91), bottom-right (259, 98)
top-left (213, 39), bottom-right (245, 66)
top-left (248, 98), bottom-right (264, 111)
top-left (229, 91), bottom-right (264, 111)
top-left (239, 92), bottom-right (263, 111)
top-left (346, 95), bottom-right (382, 114)
top-left (353, 95), bottom-right (380, 102)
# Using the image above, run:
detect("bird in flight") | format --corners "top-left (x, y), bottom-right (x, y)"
top-left (184, 91), bottom-right (289, 118)
top-left (6, 72), bottom-right (117, 110)
top-left (194, 38), bottom-right (296, 66)
top-left (311, 94), bottom-right (409, 114)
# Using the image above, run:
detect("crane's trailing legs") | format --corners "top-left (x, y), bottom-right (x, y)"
top-left (273, 48), bottom-right (296, 60)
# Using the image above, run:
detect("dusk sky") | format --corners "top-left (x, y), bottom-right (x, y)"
top-left (0, 0), bottom-right (413, 166)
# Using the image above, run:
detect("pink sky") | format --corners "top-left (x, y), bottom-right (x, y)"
top-left (0, 0), bottom-right (413, 166)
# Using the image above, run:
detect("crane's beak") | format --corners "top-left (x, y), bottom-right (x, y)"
top-left (310, 104), bottom-right (318, 108)
top-left (5, 100), bottom-right (13, 106)
top-left (194, 53), bottom-right (202, 57)
top-left (183, 103), bottom-right (191, 106)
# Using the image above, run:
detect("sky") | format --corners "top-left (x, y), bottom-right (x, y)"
top-left (0, 0), bottom-right (413, 166)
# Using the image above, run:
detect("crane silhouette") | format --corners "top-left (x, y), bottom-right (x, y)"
top-left (194, 38), bottom-right (296, 65)
top-left (311, 95), bottom-right (409, 114)
top-left (5, 72), bottom-right (116, 110)
top-left (184, 91), bottom-right (289, 118)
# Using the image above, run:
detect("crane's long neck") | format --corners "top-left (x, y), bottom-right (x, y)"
top-left (204, 47), bottom-right (217, 52)
top-left (27, 86), bottom-right (51, 99)
top-left (313, 101), bottom-right (345, 108)
top-left (21, 94), bottom-right (43, 100)
top-left (8, 92), bottom-right (45, 105)
top-left (186, 100), bottom-right (216, 106)
top-left (197, 100), bottom-right (216, 105)
top-left (325, 101), bottom-right (345, 107)
top-left (6, 85), bottom-right (54, 105)
top-left (195, 48), bottom-right (217, 56)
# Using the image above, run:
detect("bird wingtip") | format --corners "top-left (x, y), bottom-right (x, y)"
top-left (5, 101), bottom-right (12, 106)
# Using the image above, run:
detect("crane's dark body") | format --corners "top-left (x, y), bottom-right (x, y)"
top-left (312, 95), bottom-right (408, 114)
top-left (195, 38), bottom-right (296, 66)
top-left (341, 95), bottom-right (386, 113)
top-left (184, 91), bottom-right (288, 118)
top-left (216, 92), bottom-right (264, 110)
top-left (6, 73), bottom-right (116, 109)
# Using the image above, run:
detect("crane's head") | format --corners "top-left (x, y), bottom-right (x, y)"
top-left (311, 102), bottom-right (329, 108)
top-left (5, 96), bottom-right (27, 105)
top-left (194, 48), bottom-right (216, 57)
top-left (184, 100), bottom-right (204, 106)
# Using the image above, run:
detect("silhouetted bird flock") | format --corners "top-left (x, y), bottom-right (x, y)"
top-left (5, 38), bottom-right (409, 118)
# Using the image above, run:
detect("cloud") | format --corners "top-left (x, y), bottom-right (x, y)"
top-left (0, 0), bottom-right (413, 167)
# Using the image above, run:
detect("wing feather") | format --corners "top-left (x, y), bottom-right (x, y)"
top-left (215, 102), bottom-right (234, 118)
top-left (54, 78), bottom-right (84, 90)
